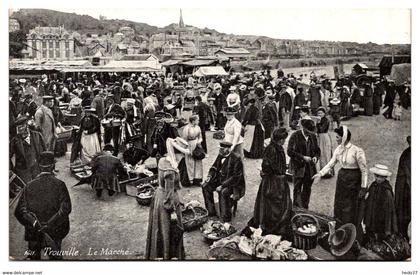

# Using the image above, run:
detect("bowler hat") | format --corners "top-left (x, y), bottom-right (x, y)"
top-left (103, 144), bottom-right (114, 152)
top-left (39, 151), bottom-right (55, 168)
top-left (225, 107), bottom-right (237, 115)
top-left (14, 116), bottom-right (28, 127)
top-left (330, 223), bottom-right (357, 256)
top-left (219, 141), bottom-right (233, 148)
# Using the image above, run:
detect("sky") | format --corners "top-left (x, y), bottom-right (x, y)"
top-left (48, 8), bottom-right (412, 44)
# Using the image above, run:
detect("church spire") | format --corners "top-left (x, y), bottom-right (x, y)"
top-left (179, 9), bottom-right (185, 28)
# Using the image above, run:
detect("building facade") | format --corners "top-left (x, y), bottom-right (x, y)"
top-left (26, 26), bottom-right (75, 59)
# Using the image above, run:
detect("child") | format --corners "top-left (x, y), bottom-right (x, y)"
top-left (363, 164), bottom-right (398, 242)
top-left (393, 101), bottom-right (403, 120)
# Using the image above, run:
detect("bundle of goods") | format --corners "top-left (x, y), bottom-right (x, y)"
top-left (291, 214), bottom-right (320, 250)
top-left (181, 201), bottom-right (209, 231)
top-left (121, 173), bottom-right (158, 197)
top-left (136, 184), bottom-right (156, 206)
top-left (201, 220), bottom-right (237, 243)
top-left (237, 228), bottom-right (308, 260)
top-left (213, 131), bottom-right (225, 140)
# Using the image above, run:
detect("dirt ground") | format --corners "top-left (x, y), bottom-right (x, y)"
top-left (9, 109), bottom-right (411, 260)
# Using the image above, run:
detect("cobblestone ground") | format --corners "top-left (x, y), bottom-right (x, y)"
top-left (9, 109), bottom-right (410, 260)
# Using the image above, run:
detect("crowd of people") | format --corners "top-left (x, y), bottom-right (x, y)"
top-left (9, 68), bottom-right (411, 260)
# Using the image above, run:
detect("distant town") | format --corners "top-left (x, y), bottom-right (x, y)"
top-left (9, 9), bottom-right (410, 63)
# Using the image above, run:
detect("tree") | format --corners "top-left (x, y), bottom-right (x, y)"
top-left (9, 30), bottom-right (27, 58)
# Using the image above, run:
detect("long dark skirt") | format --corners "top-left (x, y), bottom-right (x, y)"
top-left (54, 140), bottom-right (67, 157)
top-left (248, 175), bottom-right (292, 237)
top-left (364, 96), bottom-right (373, 116)
top-left (145, 188), bottom-right (185, 260)
top-left (334, 168), bottom-right (361, 225)
top-left (244, 124), bottom-right (264, 159)
top-left (372, 95), bottom-right (382, 115)
top-left (178, 158), bottom-right (192, 187)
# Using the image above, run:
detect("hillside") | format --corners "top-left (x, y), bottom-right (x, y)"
top-left (11, 9), bottom-right (160, 37)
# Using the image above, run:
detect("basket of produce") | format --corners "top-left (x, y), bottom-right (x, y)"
top-left (213, 130), bottom-right (225, 140)
top-left (181, 202), bottom-right (208, 231)
top-left (57, 126), bottom-right (73, 142)
top-left (101, 119), bottom-right (112, 128)
top-left (201, 220), bottom-right (237, 244)
top-left (135, 184), bottom-right (155, 206)
top-left (291, 213), bottom-right (320, 250)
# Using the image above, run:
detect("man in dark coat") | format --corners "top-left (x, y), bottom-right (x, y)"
top-left (202, 141), bottom-right (246, 222)
top-left (395, 136), bottom-right (411, 239)
top-left (308, 84), bottom-right (322, 115)
top-left (213, 84), bottom-right (227, 130)
top-left (15, 151), bottom-right (72, 260)
top-left (91, 88), bottom-right (105, 120)
top-left (10, 116), bottom-right (46, 184)
top-left (287, 119), bottom-right (320, 209)
top-left (20, 94), bottom-right (39, 119)
top-left (262, 94), bottom-right (278, 139)
top-left (104, 94), bottom-right (126, 156)
top-left (277, 87), bottom-right (293, 129)
top-left (193, 95), bottom-right (208, 153)
top-left (90, 144), bottom-right (126, 198)
top-left (383, 81), bottom-right (396, 119)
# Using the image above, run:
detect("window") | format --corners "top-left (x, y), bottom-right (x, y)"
top-left (56, 41), bottom-right (60, 58)
top-left (49, 41), bottom-right (54, 58)
top-left (42, 41), bottom-right (47, 58)
top-left (31, 41), bottom-right (37, 58)
top-left (65, 41), bottom-right (70, 58)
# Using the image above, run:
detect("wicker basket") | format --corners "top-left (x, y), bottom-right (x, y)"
top-left (121, 174), bottom-right (158, 196)
top-left (181, 206), bottom-right (208, 231)
top-left (57, 126), bottom-right (73, 142)
top-left (291, 213), bottom-right (320, 250)
top-left (136, 184), bottom-right (155, 206)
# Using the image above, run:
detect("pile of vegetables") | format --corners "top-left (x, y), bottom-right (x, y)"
top-left (201, 220), bottom-right (236, 240)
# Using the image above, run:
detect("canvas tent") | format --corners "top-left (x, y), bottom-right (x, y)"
top-left (193, 66), bottom-right (228, 77)
top-left (390, 63), bottom-right (411, 86)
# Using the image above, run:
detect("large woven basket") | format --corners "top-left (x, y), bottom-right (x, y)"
top-left (291, 213), bottom-right (320, 250)
top-left (136, 184), bottom-right (155, 206)
top-left (181, 206), bottom-right (208, 231)
top-left (57, 126), bottom-right (73, 142)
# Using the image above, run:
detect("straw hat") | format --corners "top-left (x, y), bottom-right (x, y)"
top-left (330, 223), bottom-right (357, 257)
top-left (369, 164), bottom-right (392, 177)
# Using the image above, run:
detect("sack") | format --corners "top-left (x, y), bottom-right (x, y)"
top-left (192, 145), bottom-right (205, 160)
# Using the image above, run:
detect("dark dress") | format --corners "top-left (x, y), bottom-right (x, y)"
top-left (248, 142), bottom-right (292, 236)
top-left (242, 104), bottom-right (264, 159)
top-left (145, 158), bottom-right (185, 260)
top-left (262, 101), bottom-right (278, 139)
top-left (395, 146), bottom-right (411, 239)
top-left (372, 84), bottom-right (384, 115)
top-left (364, 86), bottom-right (374, 116)
top-left (364, 180), bottom-right (398, 240)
